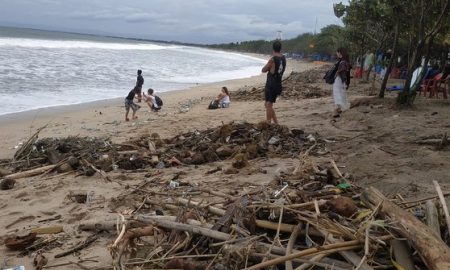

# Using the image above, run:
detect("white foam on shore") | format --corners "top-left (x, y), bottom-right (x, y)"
top-left (167, 66), bottom-right (262, 84)
top-left (0, 37), bottom-right (172, 50)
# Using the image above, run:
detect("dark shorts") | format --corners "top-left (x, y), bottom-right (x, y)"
top-left (125, 99), bottom-right (140, 112)
top-left (265, 87), bottom-right (279, 103)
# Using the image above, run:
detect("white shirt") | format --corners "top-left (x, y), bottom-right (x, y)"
top-left (220, 95), bottom-right (230, 104)
top-left (145, 94), bottom-right (159, 108)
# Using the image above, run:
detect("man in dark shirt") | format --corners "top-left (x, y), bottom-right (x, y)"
top-left (124, 88), bottom-right (141, 121)
top-left (135, 69), bottom-right (144, 102)
top-left (262, 40), bottom-right (286, 124)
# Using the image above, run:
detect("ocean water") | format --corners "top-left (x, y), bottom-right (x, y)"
top-left (0, 26), bottom-right (265, 115)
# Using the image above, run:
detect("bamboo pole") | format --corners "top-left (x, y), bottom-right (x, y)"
top-left (244, 240), bottom-right (361, 270)
top-left (3, 164), bottom-right (57, 180)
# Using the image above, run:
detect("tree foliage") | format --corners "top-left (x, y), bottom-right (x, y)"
top-left (207, 0), bottom-right (449, 106)
top-left (336, 0), bottom-right (450, 105)
top-left (207, 25), bottom-right (347, 58)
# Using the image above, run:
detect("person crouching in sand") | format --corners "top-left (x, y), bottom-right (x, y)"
top-left (143, 88), bottom-right (162, 112)
top-left (124, 88), bottom-right (141, 121)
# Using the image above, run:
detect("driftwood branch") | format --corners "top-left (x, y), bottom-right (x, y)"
top-left (285, 224), bottom-right (302, 270)
top-left (361, 186), bottom-right (450, 270)
top-left (4, 164), bottom-right (57, 180)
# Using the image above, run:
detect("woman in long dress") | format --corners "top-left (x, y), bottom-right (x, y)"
top-left (333, 48), bottom-right (350, 117)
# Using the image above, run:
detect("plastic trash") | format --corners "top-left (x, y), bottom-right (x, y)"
top-left (337, 183), bottom-right (352, 189)
top-left (268, 136), bottom-right (280, 145)
top-left (169, 180), bottom-right (179, 188)
top-left (155, 162), bottom-right (165, 169)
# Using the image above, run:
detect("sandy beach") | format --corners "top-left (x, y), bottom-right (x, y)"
top-left (1, 58), bottom-right (450, 269)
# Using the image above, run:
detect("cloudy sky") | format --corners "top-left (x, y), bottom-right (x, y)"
top-left (0, 0), bottom-right (344, 44)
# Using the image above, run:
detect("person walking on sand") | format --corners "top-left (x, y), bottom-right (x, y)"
top-left (332, 47), bottom-right (351, 118)
top-left (124, 88), bottom-right (141, 121)
top-left (261, 40), bottom-right (286, 124)
top-left (135, 69), bottom-right (144, 102)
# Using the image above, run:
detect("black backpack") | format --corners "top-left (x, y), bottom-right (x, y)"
top-left (155, 96), bottom-right (163, 107)
top-left (208, 100), bottom-right (219, 110)
top-left (323, 60), bottom-right (341, 84)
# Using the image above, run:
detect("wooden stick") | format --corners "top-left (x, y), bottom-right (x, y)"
top-left (251, 253), bottom-right (351, 270)
top-left (398, 192), bottom-right (450, 205)
top-left (390, 239), bottom-right (415, 270)
top-left (4, 164), bottom-right (57, 180)
top-left (244, 241), bottom-right (362, 270)
top-left (250, 200), bottom-right (327, 210)
top-left (135, 215), bottom-right (297, 256)
top-left (330, 159), bottom-right (344, 178)
top-left (362, 186), bottom-right (450, 270)
top-left (294, 254), bottom-right (327, 270)
top-left (112, 214), bottom-right (127, 248)
top-left (175, 197), bottom-right (225, 216)
top-left (354, 222), bottom-right (371, 270)
top-left (54, 234), bottom-right (98, 258)
top-left (199, 187), bottom-right (233, 199)
top-left (433, 180), bottom-right (450, 235)
top-left (124, 254), bottom-right (217, 266)
top-left (146, 198), bottom-right (322, 236)
top-left (425, 200), bottom-right (441, 239)
top-left (136, 215), bottom-right (231, 241)
top-left (285, 223), bottom-right (302, 270)
top-left (14, 125), bottom-right (47, 161)
top-left (324, 234), bottom-right (374, 270)
top-left (114, 226), bottom-right (155, 268)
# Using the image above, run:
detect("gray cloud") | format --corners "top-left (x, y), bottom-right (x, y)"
top-left (0, 0), bottom-right (345, 43)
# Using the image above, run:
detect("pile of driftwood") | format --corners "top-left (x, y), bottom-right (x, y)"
top-left (233, 66), bottom-right (330, 101)
top-left (0, 133), bottom-right (117, 189)
top-left (127, 122), bottom-right (324, 167)
top-left (76, 164), bottom-right (450, 270)
top-left (0, 122), bottom-right (324, 188)
top-left (2, 122), bottom-right (450, 270)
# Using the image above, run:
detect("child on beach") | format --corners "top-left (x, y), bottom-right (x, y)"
top-left (124, 88), bottom-right (141, 121)
top-left (216, 86), bottom-right (230, 108)
top-left (143, 88), bottom-right (162, 112)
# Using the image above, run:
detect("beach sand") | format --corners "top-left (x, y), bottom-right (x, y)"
top-left (1, 58), bottom-right (450, 269)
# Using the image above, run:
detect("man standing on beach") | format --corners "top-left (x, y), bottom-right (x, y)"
top-left (135, 69), bottom-right (144, 102)
top-left (262, 40), bottom-right (286, 124)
